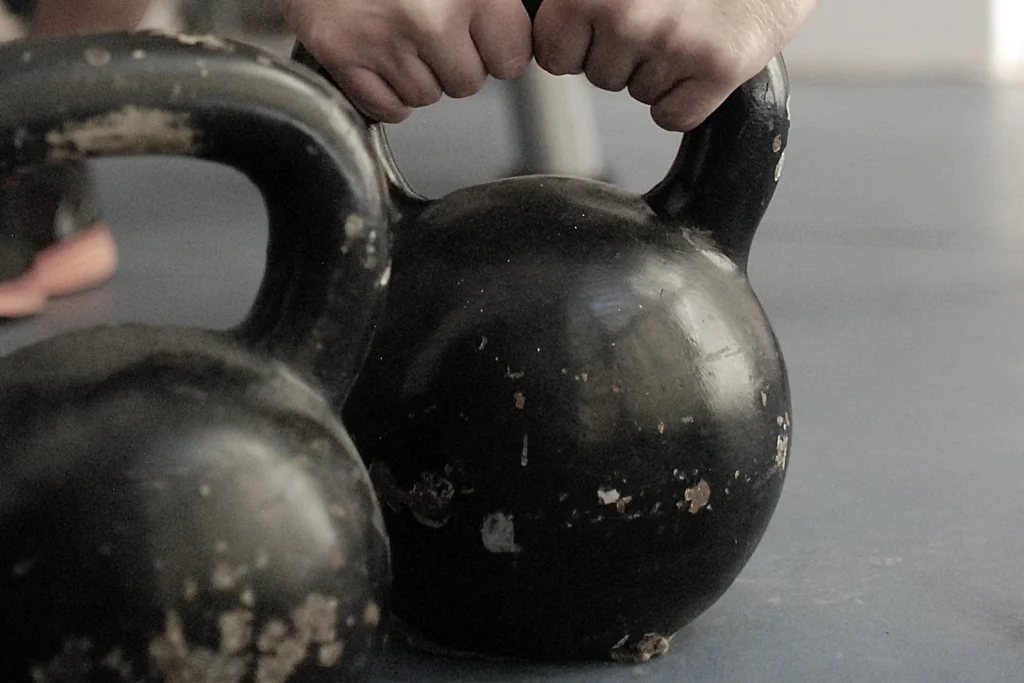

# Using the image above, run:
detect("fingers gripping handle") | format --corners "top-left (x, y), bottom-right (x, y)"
top-left (289, 0), bottom-right (541, 205)
top-left (0, 32), bottom-right (391, 403)
top-left (643, 56), bottom-right (791, 270)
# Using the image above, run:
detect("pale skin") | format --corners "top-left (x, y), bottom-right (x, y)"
top-left (281, 0), bottom-right (817, 129)
top-left (0, 0), bottom-right (815, 318)
top-left (29, 0), bottom-right (152, 36)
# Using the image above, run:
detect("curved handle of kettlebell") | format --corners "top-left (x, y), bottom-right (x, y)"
top-left (290, 41), bottom-right (428, 216)
top-left (0, 31), bottom-right (390, 403)
top-left (643, 56), bottom-right (791, 271)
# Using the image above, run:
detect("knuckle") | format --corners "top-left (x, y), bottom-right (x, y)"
top-left (537, 46), bottom-right (580, 76)
top-left (490, 55), bottom-right (531, 81)
top-left (445, 71), bottom-right (486, 99)
top-left (694, 42), bottom-right (745, 83)
top-left (501, 37), bottom-right (535, 79)
top-left (408, 7), bottom-right (450, 41)
top-left (585, 69), bottom-right (621, 92)
top-left (651, 102), bottom-right (699, 133)
top-left (533, 46), bottom-right (559, 74)
top-left (606, 8), bottom-right (651, 44)
top-left (627, 82), bottom-right (658, 106)
top-left (304, 23), bottom-right (341, 65)
top-left (412, 85), bottom-right (443, 107)
top-left (375, 103), bottom-right (412, 124)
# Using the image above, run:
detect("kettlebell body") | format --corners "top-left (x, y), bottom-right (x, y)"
top-left (296, 41), bottom-right (794, 661)
top-left (1, 32), bottom-right (392, 681)
top-left (348, 177), bottom-right (790, 661)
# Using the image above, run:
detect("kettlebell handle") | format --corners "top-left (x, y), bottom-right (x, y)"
top-left (643, 57), bottom-right (790, 269)
top-left (293, 0), bottom-right (790, 269)
top-left (0, 32), bottom-right (390, 403)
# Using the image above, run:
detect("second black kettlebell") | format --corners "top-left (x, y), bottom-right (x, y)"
top-left (1, 31), bottom-right (392, 682)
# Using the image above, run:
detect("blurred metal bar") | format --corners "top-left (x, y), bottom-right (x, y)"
top-left (506, 62), bottom-right (609, 179)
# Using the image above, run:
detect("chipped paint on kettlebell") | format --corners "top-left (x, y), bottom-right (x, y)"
top-left (44, 106), bottom-right (199, 162)
top-left (298, 34), bottom-right (793, 664)
top-left (1, 29), bottom-right (394, 682)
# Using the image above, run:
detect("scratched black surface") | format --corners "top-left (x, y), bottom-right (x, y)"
top-left (2, 77), bottom-right (1023, 682)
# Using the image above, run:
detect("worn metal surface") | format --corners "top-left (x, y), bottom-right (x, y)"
top-left (2, 78), bottom-right (1023, 680)
top-left (0, 32), bottom-right (391, 682)
top-left (333, 56), bottom-right (794, 661)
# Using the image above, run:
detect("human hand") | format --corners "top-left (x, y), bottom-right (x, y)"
top-left (532, 0), bottom-right (816, 131)
top-left (30, 0), bottom-right (153, 36)
top-left (0, 163), bottom-right (118, 319)
top-left (278, 0), bottom-right (534, 123)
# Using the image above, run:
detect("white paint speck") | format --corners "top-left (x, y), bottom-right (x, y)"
top-left (776, 434), bottom-right (789, 470)
top-left (255, 549), bottom-right (270, 569)
top-left (344, 214), bottom-right (366, 241)
top-left (597, 487), bottom-right (621, 506)
top-left (378, 264), bottom-right (392, 287)
top-left (84, 47), bottom-right (111, 67)
top-left (481, 513), bottom-right (522, 554)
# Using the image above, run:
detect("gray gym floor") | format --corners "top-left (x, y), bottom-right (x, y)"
top-left (2, 76), bottom-right (1023, 682)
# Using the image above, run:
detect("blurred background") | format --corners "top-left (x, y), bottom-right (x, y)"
top-left (130, 0), bottom-right (1024, 83)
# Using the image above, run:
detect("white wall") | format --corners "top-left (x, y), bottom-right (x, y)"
top-left (783, 0), bottom-right (1024, 82)
top-left (992, 0), bottom-right (1024, 80)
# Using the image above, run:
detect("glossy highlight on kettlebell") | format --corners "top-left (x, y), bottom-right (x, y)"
top-left (295, 35), bottom-right (794, 662)
top-left (0, 32), bottom-right (392, 682)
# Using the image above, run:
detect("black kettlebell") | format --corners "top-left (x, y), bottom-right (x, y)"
top-left (294, 3), bottom-right (793, 662)
top-left (0, 32), bottom-right (392, 681)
